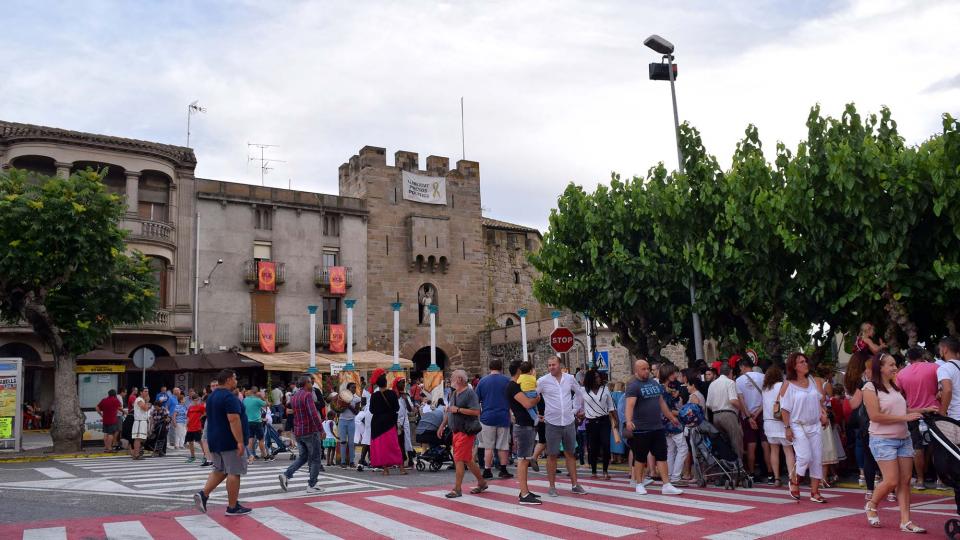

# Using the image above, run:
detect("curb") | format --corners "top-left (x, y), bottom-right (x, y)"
top-left (0, 452), bottom-right (115, 463)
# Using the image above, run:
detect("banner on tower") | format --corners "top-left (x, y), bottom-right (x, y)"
top-left (258, 323), bottom-right (276, 353)
top-left (257, 261), bottom-right (276, 291)
top-left (402, 171), bottom-right (446, 205)
top-left (329, 266), bottom-right (346, 295)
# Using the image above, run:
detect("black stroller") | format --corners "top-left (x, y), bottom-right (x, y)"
top-left (680, 404), bottom-right (751, 489)
top-left (144, 419), bottom-right (169, 457)
top-left (414, 428), bottom-right (453, 472)
top-left (922, 413), bottom-right (960, 538)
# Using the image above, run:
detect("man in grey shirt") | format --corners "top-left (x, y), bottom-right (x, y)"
top-left (438, 370), bottom-right (487, 498)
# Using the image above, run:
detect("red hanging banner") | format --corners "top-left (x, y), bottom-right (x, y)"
top-left (329, 324), bottom-right (345, 353)
top-left (258, 323), bottom-right (276, 353)
top-left (257, 261), bottom-right (276, 291)
top-left (329, 266), bottom-right (346, 296)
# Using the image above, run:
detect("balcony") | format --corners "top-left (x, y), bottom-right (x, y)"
top-left (123, 217), bottom-right (175, 248)
top-left (243, 260), bottom-right (286, 286)
top-left (240, 322), bottom-right (290, 348)
top-left (115, 309), bottom-right (173, 331)
top-left (315, 324), bottom-right (330, 346)
top-left (314, 266), bottom-right (352, 290)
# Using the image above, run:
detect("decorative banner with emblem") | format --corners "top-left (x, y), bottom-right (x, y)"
top-left (258, 322), bottom-right (276, 353)
top-left (329, 324), bottom-right (346, 353)
top-left (402, 171), bottom-right (446, 205)
top-left (257, 261), bottom-right (276, 291)
top-left (329, 266), bottom-right (346, 295)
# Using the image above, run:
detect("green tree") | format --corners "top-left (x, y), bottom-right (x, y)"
top-left (0, 168), bottom-right (157, 451)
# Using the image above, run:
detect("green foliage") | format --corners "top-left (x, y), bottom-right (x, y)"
top-left (533, 104), bottom-right (960, 363)
top-left (0, 168), bottom-right (158, 356)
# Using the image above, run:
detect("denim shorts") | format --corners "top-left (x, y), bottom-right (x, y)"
top-left (868, 435), bottom-right (914, 461)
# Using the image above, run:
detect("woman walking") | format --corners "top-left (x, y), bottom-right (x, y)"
top-left (862, 353), bottom-right (934, 533)
top-left (369, 373), bottom-right (405, 475)
top-left (581, 369), bottom-right (616, 479)
top-left (394, 377), bottom-right (417, 467)
top-left (761, 364), bottom-right (795, 487)
top-left (779, 352), bottom-right (829, 503)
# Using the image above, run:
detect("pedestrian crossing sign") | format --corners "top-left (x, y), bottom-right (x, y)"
top-left (594, 351), bottom-right (609, 372)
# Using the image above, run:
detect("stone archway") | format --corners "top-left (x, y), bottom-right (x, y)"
top-left (411, 346), bottom-right (448, 374)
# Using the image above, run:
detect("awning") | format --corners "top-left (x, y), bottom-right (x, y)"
top-left (319, 350), bottom-right (413, 369)
top-left (120, 352), bottom-right (255, 372)
top-left (239, 352), bottom-right (328, 372)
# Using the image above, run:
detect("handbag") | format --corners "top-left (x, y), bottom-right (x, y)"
top-left (454, 390), bottom-right (482, 435)
top-left (773, 380), bottom-right (789, 421)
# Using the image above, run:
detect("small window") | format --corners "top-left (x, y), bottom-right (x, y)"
top-left (253, 241), bottom-right (272, 260)
top-left (323, 214), bottom-right (340, 236)
top-left (322, 251), bottom-right (338, 268)
top-left (505, 318), bottom-right (514, 326)
top-left (138, 202), bottom-right (168, 222)
top-left (514, 271), bottom-right (520, 284)
top-left (254, 208), bottom-right (273, 230)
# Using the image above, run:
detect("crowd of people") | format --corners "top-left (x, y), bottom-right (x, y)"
top-left (91, 326), bottom-right (958, 533)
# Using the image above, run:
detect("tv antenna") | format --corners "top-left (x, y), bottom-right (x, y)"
top-left (247, 143), bottom-right (285, 186)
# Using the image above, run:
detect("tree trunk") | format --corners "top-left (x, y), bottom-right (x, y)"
top-left (947, 310), bottom-right (960, 339)
top-left (883, 284), bottom-right (918, 349)
top-left (763, 308), bottom-right (785, 365)
top-left (51, 352), bottom-right (85, 452)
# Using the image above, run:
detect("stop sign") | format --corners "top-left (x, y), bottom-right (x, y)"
top-left (550, 327), bottom-right (575, 353)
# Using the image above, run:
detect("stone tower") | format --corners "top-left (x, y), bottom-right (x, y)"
top-left (339, 146), bottom-right (487, 374)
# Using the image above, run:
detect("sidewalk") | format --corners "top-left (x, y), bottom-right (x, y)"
top-left (0, 430), bottom-right (114, 462)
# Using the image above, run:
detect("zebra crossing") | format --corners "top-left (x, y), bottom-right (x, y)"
top-left (53, 454), bottom-right (393, 502)
top-left (6, 472), bottom-right (898, 540)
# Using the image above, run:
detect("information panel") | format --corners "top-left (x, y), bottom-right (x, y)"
top-left (0, 358), bottom-right (23, 450)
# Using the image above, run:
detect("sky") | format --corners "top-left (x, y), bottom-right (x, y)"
top-left (2, 0), bottom-right (959, 231)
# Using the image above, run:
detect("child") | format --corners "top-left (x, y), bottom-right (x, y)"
top-left (185, 395), bottom-right (205, 462)
top-left (173, 394), bottom-right (188, 449)
top-left (518, 361), bottom-right (539, 425)
top-left (323, 411), bottom-right (339, 466)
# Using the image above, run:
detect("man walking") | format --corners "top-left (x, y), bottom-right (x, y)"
top-left (537, 356), bottom-right (587, 497)
top-left (476, 359), bottom-right (514, 479)
top-left (438, 370), bottom-right (487, 498)
top-left (278, 375), bottom-right (326, 494)
top-left (194, 369), bottom-right (251, 517)
top-left (625, 359), bottom-right (683, 495)
top-left (507, 360), bottom-right (541, 504)
top-left (706, 364), bottom-right (746, 464)
top-left (736, 356), bottom-right (771, 481)
top-left (897, 346), bottom-right (940, 490)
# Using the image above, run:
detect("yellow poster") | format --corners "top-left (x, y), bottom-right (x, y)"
top-left (0, 388), bottom-right (16, 417)
top-left (0, 417), bottom-right (11, 439)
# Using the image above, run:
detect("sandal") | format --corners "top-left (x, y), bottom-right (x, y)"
top-left (470, 482), bottom-right (489, 495)
top-left (864, 502), bottom-right (880, 528)
top-left (809, 491), bottom-right (827, 504)
top-left (899, 521), bottom-right (925, 534)
top-left (445, 490), bottom-right (462, 498)
top-left (789, 477), bottom-right (801, 501)
top-left (603, 474), bottom-right (612, 481)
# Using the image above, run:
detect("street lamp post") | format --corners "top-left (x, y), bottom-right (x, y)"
top-left (644, 33), bottom-right (705, 362)
top-left (307, 305), bottom-right (318, 373)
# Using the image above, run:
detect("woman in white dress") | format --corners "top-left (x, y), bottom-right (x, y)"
top-left (354, 400), bottom-right (372, 470)
top-left (779, 352), bottom-right (829, 503)
top-left (761, 364), bottom-right (795, 487)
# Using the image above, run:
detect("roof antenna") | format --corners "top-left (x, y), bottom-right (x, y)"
top-left (247, 143), bottom-right (285, 186)
top-left (460, 97), bottom-right (466, 161)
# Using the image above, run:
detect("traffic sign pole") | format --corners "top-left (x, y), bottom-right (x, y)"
top-left (518, 308), bottom-right (528, 363)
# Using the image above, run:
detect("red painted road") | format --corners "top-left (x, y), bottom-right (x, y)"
top-left (2, 476), bottom-right (955, 539)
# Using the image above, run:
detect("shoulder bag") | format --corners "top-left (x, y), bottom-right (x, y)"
top-left (772, 381), bottom-right (789, 421)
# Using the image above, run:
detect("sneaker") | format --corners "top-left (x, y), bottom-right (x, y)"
top-left (548, 487), bottom-right (559, 497)
top-left (498, 469), bottom-right (514, 479)
top-left (635, 483), bottom-right (648, 495)
top-left (186, 457), bottom-right (196, 463)
top-left (225, 504), bottom-right (252, 516)
top-left (193, 490), bottom-right (208, 513)
top-left (531, 460), bottom-right (540, 472)
top-left (887, 492), bottom-right (897, 502)
top-left (629, 478), bottom-right (637, 487)
top-left (571, 484), bottom-right (587, 495)
top-left (278, 474), bottom-right (288, 492)
top-left (641, 478), bottom-right (653, 487)
top-left (858, 474), bottom-right (866, 487)
top-left (200, 460), bottom-right (212, 467)
top-left (672, 479), bottom-right (689, 487)
top-left (305, 485), bottom-right (324, 494)
top-left (356, 465), bottom-right (364, 472)
top-left (766, 475), bottom-right (774, 485)
top-left (662, 483), bottom-right (684, 495)
top-left (865, 491), bottom-right (873, 501)
top-left (936, 481), bottom-right (947, 490)
top-left (482, 469), bottom-right (493, 480)
top-left (519, 492), bottom-right (543, 505)
top-left (318, 464), bottom-right (325, 472)
top-left (916, 482), bottom-right (927, 491)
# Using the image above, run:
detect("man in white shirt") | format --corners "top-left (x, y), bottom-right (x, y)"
top-left (937, 336), bottom-right (960, 421)
top-left (736, 357), bottom-right (771, 481)
top-left (536, 356), bottom-right (587, 497)
top-left (706, 364), bottom-right (747, 464)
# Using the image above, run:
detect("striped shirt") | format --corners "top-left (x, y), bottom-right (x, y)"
top-left (290, 388), bottom-right (323, 437)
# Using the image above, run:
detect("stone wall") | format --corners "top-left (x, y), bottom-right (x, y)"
top-left (483, 228), bottom-right (550, 326)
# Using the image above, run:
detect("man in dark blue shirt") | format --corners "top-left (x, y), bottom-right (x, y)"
top-left (194, 369), bottom-right (251, 516)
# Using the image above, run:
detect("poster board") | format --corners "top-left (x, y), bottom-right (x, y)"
top-left (0, 358), bottom-right (23, 451)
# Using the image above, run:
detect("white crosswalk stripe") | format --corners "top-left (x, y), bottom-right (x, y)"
top-left (248, 507), bottom-right (341, 539)
top-left (308, 500), bottom-right (446, 540)
top-left (422, 490), bottom-right (645, 536)
top-left (703, 507), bottom-right (862, 539)
top-left (370, 494), bottom-right (562, 540)
top-left (174, 515), bottom-right (241, 540)
top-left (103, 520), bottom-right (153, 540)
top-left (22, 527), bottom-right (66, 540)
top-left (55, 455), bottom-right (390, 502)
top-left (527, 480), bottom-right (754, 512)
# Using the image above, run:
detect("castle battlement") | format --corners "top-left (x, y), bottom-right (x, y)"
top-left (338, 146), bottom-right (479, 183)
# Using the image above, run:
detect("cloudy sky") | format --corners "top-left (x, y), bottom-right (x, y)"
top-left (3, 0), bottom-right (958, 230)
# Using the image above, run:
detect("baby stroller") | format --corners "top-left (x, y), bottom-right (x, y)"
top-left (414, 428), bottom-right (453, 472)
top-left (144, 420), bottom-right (169, 457)
top-left (680, 404), bottom-right (751, 489)
top-left (921, 413), bottom-right (960, 538)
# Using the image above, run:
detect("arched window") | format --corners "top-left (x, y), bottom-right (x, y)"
top-left (418, 283), bottom-right (437, 325)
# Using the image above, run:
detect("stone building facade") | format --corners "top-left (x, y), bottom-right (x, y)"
top-left (482, 218), bottom-right (551, 328)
